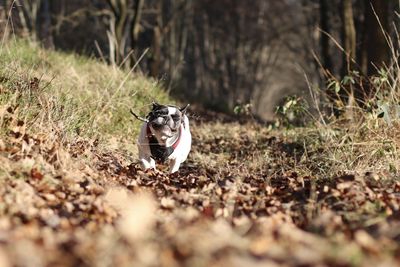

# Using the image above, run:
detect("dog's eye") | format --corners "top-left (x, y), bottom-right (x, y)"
top-left (171, 114), bottom-right (180, 121)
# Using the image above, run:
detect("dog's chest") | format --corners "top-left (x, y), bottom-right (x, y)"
top-left (146, 125), bottom-right (183, 163)
top-left (147, 134), bottom-right (174, 162)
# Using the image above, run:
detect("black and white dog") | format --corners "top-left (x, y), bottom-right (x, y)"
top-left (136, 102), bottom-right (191, 173)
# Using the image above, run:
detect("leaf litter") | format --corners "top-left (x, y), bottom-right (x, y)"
top-left (0, 115), bottom-right (399, 267)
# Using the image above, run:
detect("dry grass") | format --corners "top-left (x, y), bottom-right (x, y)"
top-left (0, 39), bottom-right (170, 152)
top-left (282, 119), bottom-right (400, 179)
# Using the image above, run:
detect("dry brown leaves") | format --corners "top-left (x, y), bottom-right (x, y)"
top-left (0, 117), bottom-right (399, 267)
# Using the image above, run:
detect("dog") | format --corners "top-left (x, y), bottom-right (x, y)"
top-left (135, 102), bottom-right (192, 173)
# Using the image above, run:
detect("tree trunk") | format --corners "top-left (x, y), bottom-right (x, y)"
top-left (0, 0), bottom-right (10, 41)
top-left (339, 0), bottom-right (357, 115)
top-left (149, 25), bottom-right (161, 78)
top-left (319, 0), bottom-right (332, 73)
top-left (342, 0), bottom-right (356, 75)
top-left (15, 0), bottom-right (41, 42)
top-left (149, 1), bottom-right (162, 78)
top-left (106, 0), bottom-right (129, 65)
top-left (38, 0), bottom-right (54, 49)
top-left (364, 0), bottom-right (390, 77)
top-left (130, 0), bottom-right (143, 50)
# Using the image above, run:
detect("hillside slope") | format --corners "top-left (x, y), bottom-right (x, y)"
top-left (0, 40), bottom-right (170, 145)
top-left (0, 41), bottom-right (400, 267)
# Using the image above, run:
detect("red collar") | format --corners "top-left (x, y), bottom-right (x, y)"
top-left (146, 124), bottom-right (182, 149)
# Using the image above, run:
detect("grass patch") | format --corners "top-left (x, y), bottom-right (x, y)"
top-left (0, 39), bottom-right (171, 148)
top-left (279, 120), bottom-right (400, 180)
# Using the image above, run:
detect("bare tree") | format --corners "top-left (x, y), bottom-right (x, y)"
top-left (319, 0), bottom-right (332, 73)
top-left (103, 0), bottom-right (144, 67)
top-left (14, 0), bottom-right (41, 42)
top-left (0, 0), bottom-right (10, 41)
top-left (342, 0), bottom-right (356, 74)
top-left (37, 0), bottom-right (53, 48)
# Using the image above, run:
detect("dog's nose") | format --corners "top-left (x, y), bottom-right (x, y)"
top-left (164, 117), bottom-right (170, 125)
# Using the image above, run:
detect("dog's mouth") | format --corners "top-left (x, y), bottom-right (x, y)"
top-left (162, 127), bottom-right (179, 137)
top-left (160, 132), bottom-right (173, 139)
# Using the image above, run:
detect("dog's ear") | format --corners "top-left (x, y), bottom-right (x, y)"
top-left (152, 101), bottom-right (161, 110)
top-left (179, 104), bottom-right (190, 114)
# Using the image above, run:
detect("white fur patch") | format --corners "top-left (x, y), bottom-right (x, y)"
top-left (167, 106), bottom-right (178, 115)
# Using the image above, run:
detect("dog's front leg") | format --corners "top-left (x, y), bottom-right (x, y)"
top-left (169, 159), bottom-right (181, 173)
top-left (140, 156), bottom-right (156, 171)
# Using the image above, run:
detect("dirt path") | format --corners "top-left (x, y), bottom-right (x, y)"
top-left (0, 120), bottom-right (399, 267)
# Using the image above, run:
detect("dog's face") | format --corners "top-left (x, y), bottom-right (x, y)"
top-left (147, 102), bottom-right (189, 141)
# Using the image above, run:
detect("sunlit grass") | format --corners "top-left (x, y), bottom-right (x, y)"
top-left (0, 40), bottom-right (171, 149)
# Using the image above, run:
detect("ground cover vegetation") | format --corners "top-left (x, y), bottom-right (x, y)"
top-left (0, 40), bottom-right (399, 266)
